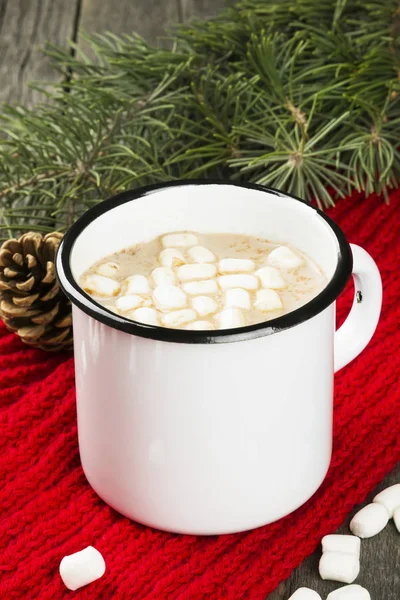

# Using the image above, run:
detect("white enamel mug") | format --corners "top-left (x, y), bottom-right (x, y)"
top-left (57, 181), bottom-right (382, 535)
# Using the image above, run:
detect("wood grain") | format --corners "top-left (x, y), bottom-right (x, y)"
top-left (178, 0), bottom-right (235, 21)
top-left (266, 464), bottom-right (400, 599)
top-left (266, 581), bottom-right (288, 599)
top-left (0, 0), bottom-right (79, 106)
top-left (79, 0), bottom-right (180, 44)
top-left (79, 0), bottom-right (235, 46)
top-left (0, 0), bottom-right (235, 107)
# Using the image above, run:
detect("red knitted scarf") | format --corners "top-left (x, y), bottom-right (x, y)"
top-left (0, 191), bottom-right (399, 599)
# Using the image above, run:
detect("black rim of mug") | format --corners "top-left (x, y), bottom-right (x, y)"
top-left (56, 179), bottom-right (353, 344)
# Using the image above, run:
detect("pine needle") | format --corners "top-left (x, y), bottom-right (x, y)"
top-left (0, 0), bottom-right (399, 238)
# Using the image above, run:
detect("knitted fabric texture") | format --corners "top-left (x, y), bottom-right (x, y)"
top-left (0, 191), bottom-right (399, 599)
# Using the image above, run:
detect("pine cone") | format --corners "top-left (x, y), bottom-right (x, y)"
top-left (0, 232), bottom-right (73, 352)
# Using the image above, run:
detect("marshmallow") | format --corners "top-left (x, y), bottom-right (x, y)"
top-left (131, 307), bottom-right (159, 326)
top-left (254, 289), bottom-right (283, 311)
top-left (177, 263), bottom-right (217, 282)
top-left (191, 295), bottom-right (218, 317)
top-left (82, 274), bottom-right (121, 297)
top-left (321, 535), bottom-right (361, 558)
top-left (161, 309), bottom-right (197, 328)
top-left (151, 266), bottom-right (177, 286)
top-left (373, 483), bottom-right (400, 518)
top-left (219, 258), bottom-right (255, 273)
top-left (268, 246), bottom-right (304, 269)
top-left (183, 280), bottom-right (219, 295)
top-left (349, 502), bottom-right (389, 538)
top-left (188, 246), bottom-right (216, 263)
top-left (162, 232), bottom-right (198, 247)
top-left (224, 288), bottom-right (251, 310)
top-left (153, 285), bottom-right (187, 310)
top-left (124, 274), bottom-right (151, 295)
top-left (158, 248), bottom-right (186, 268)
top-left (59, 546), bottom-right (105, 591)
top-left (116, 294), bottom-right (150, 312)
top-left (219, 274), bottom-right (259, 290)
top-left (256, 266), bottom-right (286, 289)
top-left (393, 506), bottom-right (400, 532)
top-left (319, 551), bottom-right (360, 583)
top-left (94, 261), bottom-right (120, 278)
top-left (288, 589), bottom-right (322, 600)
top-left (326, 585), bottom-right (371, 600)
top-left (185, 320), bottom-right (215, 330)
top-left (218, 307), bottom-right (246, 329)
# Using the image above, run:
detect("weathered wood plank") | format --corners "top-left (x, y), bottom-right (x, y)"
top-left (266, 464), bottom-right (400, 599)
top-left (79, 0), bottom-right (180, 44)
top-left (179, 0), bottom-right (235, 21)
top-left (266, 582), bottom-right (288, 599)
top-left (79, 0), bottom-right (235, 46)
top-left (0, 0), bottom-right (79, 106)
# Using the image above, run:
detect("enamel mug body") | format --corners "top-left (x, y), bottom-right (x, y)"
top-left (57, 181), bottom-right (382, 534)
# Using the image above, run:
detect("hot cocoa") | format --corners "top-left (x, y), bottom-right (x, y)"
top-left (80, 231), bottom-right (327, 330)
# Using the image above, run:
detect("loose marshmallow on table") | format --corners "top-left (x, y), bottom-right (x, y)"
top-left (321, 534), bottom-right (361, 558)
top-left (288, 588), bottom-right (322, 600)
top-left (256, 266), bottom-right (286, 289)
top-left (319, 551), bottom-right (360, 583)
top-left (124, 274), bottom-right (151, 295)
top-left (183, 280), bottom-right (219, 295)
top-left (153, 285), bottom-right (187, 310)
top-left (393, 506), bottom-right (400, 532)
top-left (218, 307), bottom-right (246, 329)
top-left (59, 546), bottom-right (105, 591)
top-left (219, 258), bottom-right (255, 273)
top-left (162, 309), bottom-right (197, 328)
top-left (131, 307), bottom-right (159, 326)
top-left (254, 289), bottom-right (283, 311)
top-left (82, 274), bottom-right (121, 297)
top-left (151, 266), bottom-right (177, 286)
top-left (185, 320), bottom-right (215, 330)
top-left (158, 248), bottom-right (186, 268)
top-left (373, 483), bottom-right (400, 518)
top-left (161, 232), bottom-right (198, 247)
top-left (95, 261), bottom-right (120, 278)
top-left (219, 274), bottom-right (259, 291)
top-left (191, 295), bottom-right (218, 317)
top-left (188, 246), bottom-right (216, 263)
top-left (224, 288), bottom-right (251, 310)
top-left (115, 294), bottom-right (150, 312)
top-left (268, 246), bottom-right (304, 270)
top-left (177, 263), bottom-right (217, 282)
top-left (349, 502), bottom-right (389, 538)
top-left (326, 585), bottom-right (371, 600)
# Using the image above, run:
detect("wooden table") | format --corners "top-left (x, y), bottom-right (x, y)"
top-left (0, 1), bottom-right (398, 597)
top-left (268, 464), bottom-right (400, 599)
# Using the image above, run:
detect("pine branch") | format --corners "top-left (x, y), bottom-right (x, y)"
top-left (0, 171), bottom-right (66, 200)
top-left (0, 0), bottom-right (400, 238)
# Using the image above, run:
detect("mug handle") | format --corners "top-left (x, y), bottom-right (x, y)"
top-left (334, 244), bottom-right (382, 373)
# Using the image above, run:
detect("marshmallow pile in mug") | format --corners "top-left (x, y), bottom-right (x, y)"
top-left (80, 231), bottom-right (315, 331)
